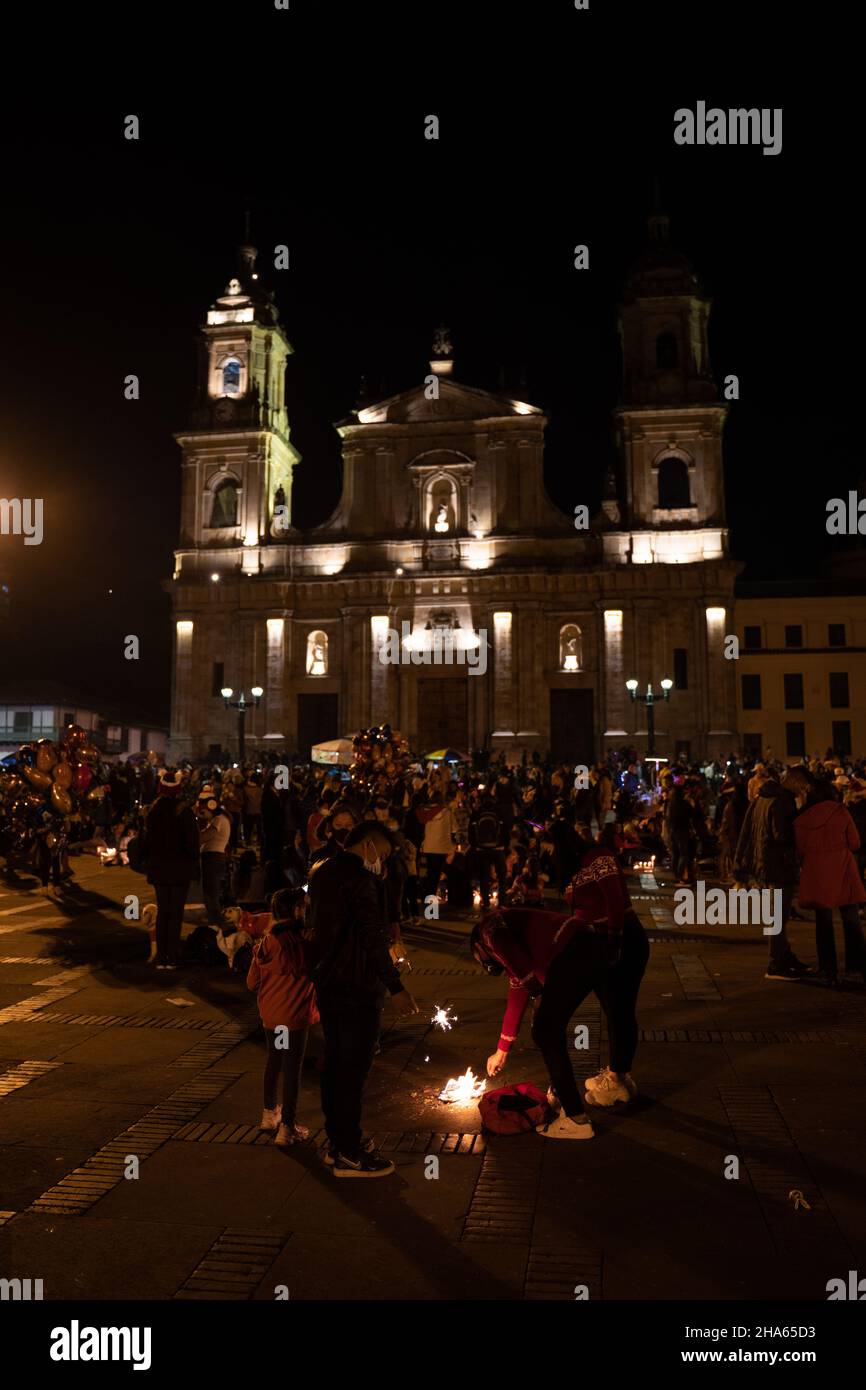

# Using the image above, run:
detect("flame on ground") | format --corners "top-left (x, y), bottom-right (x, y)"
top-left (438, 1067), bottom-right (486, 1104)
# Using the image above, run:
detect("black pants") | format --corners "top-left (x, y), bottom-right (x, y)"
top-left (200, 852), bottom-right (226, 927)
top-left (36, 840), bottom-right (62, 888)
top-left (814, 905), bottom-right (866, 976)
top-left (477, 849), bottom-right (508, 906)
top-left (531, 913), bottom-right (649, 1117)
top-left (422, 853), bottom-right (447, 903)
top-left (154, 881), bottom-right (188, 965)
top-left (263, 1027), bottom-right (308, 1124)
top-left (317, 993), bottom-right (381, 1159)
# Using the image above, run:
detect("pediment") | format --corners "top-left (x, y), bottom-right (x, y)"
top-left (340, 378), bottom-right (542, 428)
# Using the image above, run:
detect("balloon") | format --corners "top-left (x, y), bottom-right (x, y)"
top-left (18, 744), bottom-right (37, 767)
top-left (74, 764), bottom-right (93, 794)
top-left (81, 744), bottom-right (100, 763)
top-left (53, 757), bottom-right (73, 788)
top-left (24, 766), bottom-right (52, 791)
top-left (50, 784), bottom-right (73, 815)
top-left (36, 740), bottom-right (57, 772)
top-left (64, 724), bottom-right (87, 748)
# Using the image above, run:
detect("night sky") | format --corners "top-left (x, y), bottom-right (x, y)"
top-left (0, 72), bottom-right (853, 726)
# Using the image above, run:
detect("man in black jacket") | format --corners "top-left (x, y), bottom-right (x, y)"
top-left (733, 774), bottom-right (810, 981)
top-left (309, 821), bottom-right (418, 1176)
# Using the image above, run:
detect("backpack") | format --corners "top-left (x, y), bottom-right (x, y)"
top-left (475, 811), bottom-right (501, 849)
top-left (479, 1082), bottom-right (550, 1134)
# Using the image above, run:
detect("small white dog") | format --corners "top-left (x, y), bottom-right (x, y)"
top-left (140, 902), bottom-right (159, 962)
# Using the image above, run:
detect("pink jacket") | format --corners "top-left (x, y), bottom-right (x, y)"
top-left (246, 928), bottom-right (320, 1030)
top-left (795, 801), bottom-right (866, 909)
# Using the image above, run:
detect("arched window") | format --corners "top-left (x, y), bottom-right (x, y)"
top-left (559, 624), bottom-right (582, 671)
top-left (655, 332), bottom-right (678, 370)
top-left (210, 479), bottom-right (239, 527)
top-left (306, 631), bottom-right (328, 676)
top-left (657, 457), bottom-right (691, 509)
top-left (222, 358), bottom-right (242, 394)
top-left (428, 477), bottom-right (457, 533)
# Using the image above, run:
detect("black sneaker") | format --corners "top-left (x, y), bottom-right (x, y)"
top-left (323, 1136), bottom-right (375, 1167)
top-left (332, 1149), bottom-right (395, 1178)
top-left (765, 963), bottom-right (809, 981)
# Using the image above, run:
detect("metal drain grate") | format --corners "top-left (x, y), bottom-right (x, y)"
top-left (0, 1060), bottom-right (62, 1096)
top-left (0, 986), bottom-right (84, 1027)
top-left (524, 1247), bottom-right (603, 1300)
top-left (0, 1211), bottom-right (15, 1226)
top-left (26, 1011), bottom-right (241, 1032)
top-left (408, 968), bottom-right (484, 976)
top-left (28, 1072), bottom-right (242, 1215)
top-left (670, 953), bottom-right (721, 1000)
top-left (174, 1229), bottom-right (288, 1300)
top-left (462, 1141), bottom-right (542, 1244)
top-left (172, 1123), bottom-right (485, 1154)
top-left (640, 1027), bottom-right (849, 1044)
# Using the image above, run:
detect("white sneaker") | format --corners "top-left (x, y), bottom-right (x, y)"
top-left (260, 1108), bottom-right (282, 1131)
top-left (274, 1123), bottom-right (295, 1146)
top-left (584, 1069), bottom-right (637, 1107)
top-left (537, 1112), bottom-right (595, 1140)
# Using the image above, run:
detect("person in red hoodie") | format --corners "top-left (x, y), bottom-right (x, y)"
top-left (247, 887), bottom-right (319, 1146)
top-left (794, 781), bottom-right (866, 986)
top-left (471, 840), bottom-right (649, 1140)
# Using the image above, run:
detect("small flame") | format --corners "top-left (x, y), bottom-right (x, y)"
top-left (431, 1004), bottom-right (456, 1031)
top-left (439, 1067), bottom-right (486, 1104)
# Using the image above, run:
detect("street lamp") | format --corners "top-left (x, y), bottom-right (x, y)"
top-left (221, 686), bottom-right (264, 762)
top-left (626, 677), bottom-right (673, 758)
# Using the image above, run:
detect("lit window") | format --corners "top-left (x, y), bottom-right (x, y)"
top-left (210, 480), bottom-right (238, 528)
top-left (306, 631), bottom-right (328, 676)
top-left (222, 358), bottom-right (241, 394)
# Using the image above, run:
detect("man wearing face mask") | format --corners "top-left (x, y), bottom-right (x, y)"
top-left (309, 820), bottom-right (419, 1176)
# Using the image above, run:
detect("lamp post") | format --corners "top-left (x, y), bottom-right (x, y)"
top-left (220, 686), bottom-right (263, 763)
top-left (626, 678), bottom-right (673, 758)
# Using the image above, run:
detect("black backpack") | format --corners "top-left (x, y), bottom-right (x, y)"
top-left (475, 811), bottom-right (501, 849)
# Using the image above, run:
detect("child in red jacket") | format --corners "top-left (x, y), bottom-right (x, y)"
top-left (247, 887), bottom-right (319, 1146)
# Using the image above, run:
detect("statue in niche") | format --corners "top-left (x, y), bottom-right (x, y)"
top-left (434, 504), bottom-right (449, 533)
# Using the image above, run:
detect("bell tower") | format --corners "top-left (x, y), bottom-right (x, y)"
top-left (613, 205), bottom-right (728, 561)
top-left (174, 237), bottom-right (301, 552)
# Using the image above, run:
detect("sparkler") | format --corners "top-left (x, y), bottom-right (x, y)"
top-left (431, 1004), bottom-right (456, 1031)
top-left (438, 1067), bottom-right (486, 1104)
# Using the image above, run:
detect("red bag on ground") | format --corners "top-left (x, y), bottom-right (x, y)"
top-left (479, 1082), bottom-right (549, 1134)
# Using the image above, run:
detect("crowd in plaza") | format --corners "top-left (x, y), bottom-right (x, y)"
top-left (3, 736), bottom-right (866, 1174)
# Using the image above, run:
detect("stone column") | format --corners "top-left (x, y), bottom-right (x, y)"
top-left (705, 604), bottom-right (734, 749)
top-left (263, 616), bottom-right (286, 739)
top-left (369, 612), bottom-right (392, 726)
top-left (492, 609), bottom-right (515, 738)
top-left (603, 608), bottom-right (628, 737)
top-left (170, 619), bottom-right (195, 759)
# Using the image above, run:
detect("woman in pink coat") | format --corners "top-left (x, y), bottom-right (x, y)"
top-left (795, 782), bottom-right (866, 986)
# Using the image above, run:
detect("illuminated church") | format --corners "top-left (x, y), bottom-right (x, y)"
top-left (168, 215), bottom-right (741, 764)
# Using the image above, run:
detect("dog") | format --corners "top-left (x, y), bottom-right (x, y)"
top-left (140, 902), bottom-right (159, 962)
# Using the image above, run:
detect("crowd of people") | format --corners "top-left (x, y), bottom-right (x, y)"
top-left (5, 739), bottom-right (865, 1174)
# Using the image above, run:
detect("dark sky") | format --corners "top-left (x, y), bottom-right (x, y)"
top-left (0, 69), bottom-right (854, 725)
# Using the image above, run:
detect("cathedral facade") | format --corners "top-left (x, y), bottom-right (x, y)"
top-left (168, 218), bottom-right (741, 766)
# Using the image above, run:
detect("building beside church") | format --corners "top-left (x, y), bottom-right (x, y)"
top-left (168, 215), bottom-right (745, 765)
